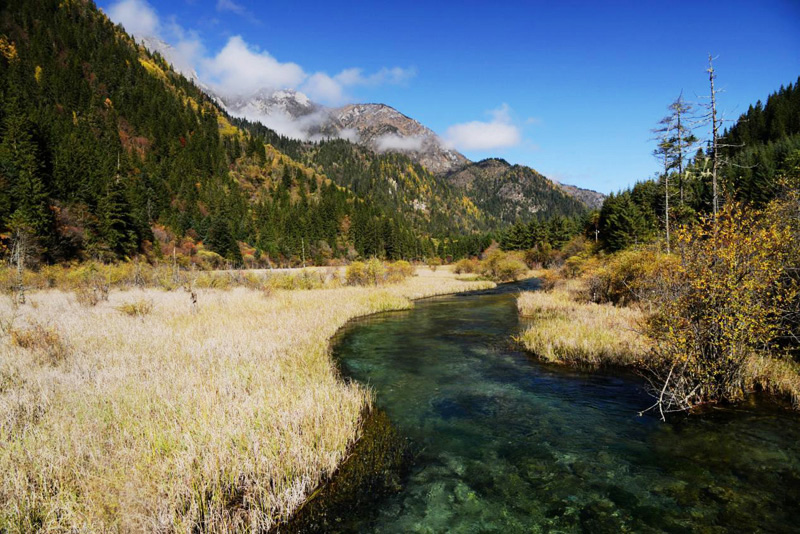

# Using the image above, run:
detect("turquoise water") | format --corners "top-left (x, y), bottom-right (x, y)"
top-left (332, 280), bottom-right (800, 533)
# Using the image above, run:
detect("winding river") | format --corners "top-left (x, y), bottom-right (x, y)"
top-left (331, 280), bottom-right (800, 533)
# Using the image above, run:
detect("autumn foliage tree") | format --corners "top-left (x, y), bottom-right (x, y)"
top-left (645, 201), bottom-right (799, 417)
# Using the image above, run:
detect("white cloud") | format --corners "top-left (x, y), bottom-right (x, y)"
top-left (301, 73), bottom-right (345, 105)
top-left (215, 0), bottom-right (259, 21)
top-left (337, 128), bottom-right (360, 143)
top-left (157, 18), bottom-right (205, 77)
top-left (375, 133), bottom-right (425, 152)
top-left (107, 0), bottom-right (159, 38)
top-left (197, 37), bottom-right (413, 105)
top-left (201, 36), bottom-right (306, 96)
top-left (300, 67), bottom-right (415, 105)
top-left (170, 36), bottom-right (204, 76)
top-left (334, 67), bottom-right (416, 87)
top-left (216, 0), bottom-right (247, 15)
top-left (105, 0), bottom-right (416, 135)
top-left (236, 107), bottom-right (327, 141)
top-left (444, 104), bottom-right (522, 151)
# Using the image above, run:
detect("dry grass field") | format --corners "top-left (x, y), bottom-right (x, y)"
top-left (0, 267), bottom-right (493, 533)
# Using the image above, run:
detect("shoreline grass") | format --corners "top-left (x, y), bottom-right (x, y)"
top-left (518, 271), bottom-right (800, 409)
top-left (517, 287), bottom-right (650, 366)
top-left (0, 267), bottom-right (493, 532)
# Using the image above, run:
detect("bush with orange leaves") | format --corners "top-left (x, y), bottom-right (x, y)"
top-left (645, 201), bottom-right (800, 417)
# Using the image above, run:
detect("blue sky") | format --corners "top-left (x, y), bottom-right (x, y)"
top-left (102, 0), bottom-right (800, 193)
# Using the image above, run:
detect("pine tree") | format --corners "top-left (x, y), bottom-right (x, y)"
top-left (0, 102), bottom-right (53, 251)
top-left (599, 192), bottom-right (648, 252)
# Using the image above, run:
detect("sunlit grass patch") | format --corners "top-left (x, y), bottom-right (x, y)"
top-left (517, 289), bottom-right (650, 366)
top-left (9, 321), bottom-right (68, 365)
top-left (115, 298), bottom-right (154, 318)
top-left (745, 354), bottom-right (800, 408)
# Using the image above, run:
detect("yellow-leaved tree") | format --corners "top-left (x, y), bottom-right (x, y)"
top-left (646, 200), bottom-right (799, 418)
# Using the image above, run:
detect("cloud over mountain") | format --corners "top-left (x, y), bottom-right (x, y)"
top-left (202, 36), bottom-right (306, 97)
top-left (105, 0), bottom-right (413, 106)
top-left (375, 133), bottom-right (426, 152)
top-left (444, 104), bottom-right (522, 151)
top-left (104, 0), bottom-right (518, 172)
top-left (107, 0), bottom-right (159, 39)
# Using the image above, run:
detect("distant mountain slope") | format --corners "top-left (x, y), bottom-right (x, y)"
top-left (217, 90), bottom-right (470, 174)
top-left (552, 181), bottom-right (606, 209)
top-left (444, 159), bottom-right (588, 224)
top-left (136, 38), bottom-right (603, 210)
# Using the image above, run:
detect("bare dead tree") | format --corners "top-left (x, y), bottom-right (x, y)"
top-left (670, 92), bottom-right (698, 206)
top-left (652, 136), bottom-right (673, 253)
top-left (698, 55), bottom-right (744, 226)
top-left (707, 56), bottom-right (720, 220)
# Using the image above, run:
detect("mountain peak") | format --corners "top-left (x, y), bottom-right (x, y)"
top-left (129, 43), bottom-right (600, 204)
top-left (329, 103), bottom-right (469, 174)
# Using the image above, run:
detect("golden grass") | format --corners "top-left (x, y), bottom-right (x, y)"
top-left (115, 298), bottom-right (154, 318)
top-left (0, 267), bottom-right (493, 533)
top-left (517, 288), bottom-right (651, 366)
top-left (744, 354), bottom-right (800, 408)
top-left (523, 267), bottom-right (800, 411)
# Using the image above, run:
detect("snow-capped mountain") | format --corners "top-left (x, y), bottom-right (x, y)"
top-left (221, 89), bottom-right (318, 123)
top-left (210, 88), bottom-right (469, 174)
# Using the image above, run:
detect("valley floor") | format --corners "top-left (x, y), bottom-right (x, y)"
top-left (0, 267), bottom-right (492, 532)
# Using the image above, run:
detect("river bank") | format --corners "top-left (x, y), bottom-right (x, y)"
top-left (0, 267), bottom-right (493, 532)
top-left (516, 272), bottom-right (800, 409)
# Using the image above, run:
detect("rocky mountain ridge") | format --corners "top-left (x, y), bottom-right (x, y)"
top-left (443, 158), bottom-right (589, 224)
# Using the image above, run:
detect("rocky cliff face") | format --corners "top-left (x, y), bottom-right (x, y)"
top-left (552, 182), bottom-right (606, 210)
top-left (326, 104), bottom-right (469, 174)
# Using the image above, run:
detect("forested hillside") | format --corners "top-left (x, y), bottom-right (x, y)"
top-left (722, 78), bottom-right (800, 204)
top-left (0, 0), bottom-right (507, 267)
top-left (445, 158), bottom-right (587, 225)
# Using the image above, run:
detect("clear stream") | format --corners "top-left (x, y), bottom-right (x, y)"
top-left (331, 280), bottom-right (800, 533)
